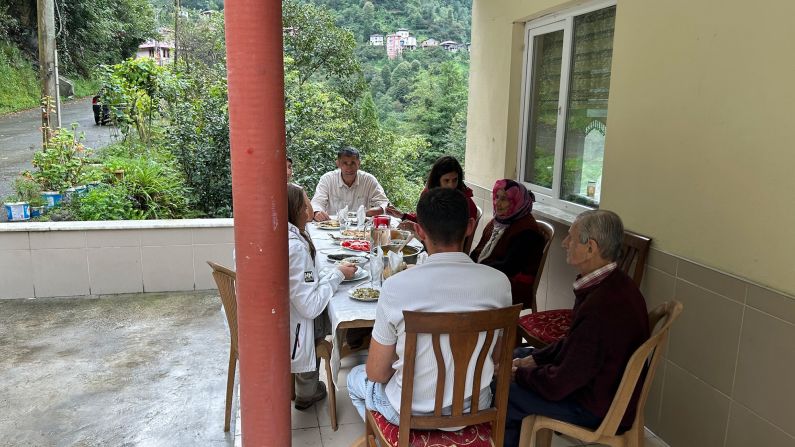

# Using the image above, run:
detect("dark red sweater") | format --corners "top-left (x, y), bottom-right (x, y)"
top-left (515, 269), bottom-right (649, 427)
top-left (403, 186), bottom-right (478, 222)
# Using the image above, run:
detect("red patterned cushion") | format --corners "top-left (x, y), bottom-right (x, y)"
top-left (518, 309), bottom-right (573, 344)
top-left (369, 411), bottom-right (493, 447)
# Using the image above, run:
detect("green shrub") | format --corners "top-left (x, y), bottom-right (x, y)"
top-left (102, 154), bottom-right (189, 219)
top-left (32, 126), bottom-right (93, 192)
top-left (0, 43), bottom-right (39, 114)
top-left (73, 185), bottom-right (142, 221)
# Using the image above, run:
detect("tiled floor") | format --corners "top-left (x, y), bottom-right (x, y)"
top-left (236, 352), bottom-right (671, 447)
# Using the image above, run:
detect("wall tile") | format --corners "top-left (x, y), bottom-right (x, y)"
top-left (141, 245), bottom-right (194, 292)
top-left (29, 231), bottom-right (86, 250)
top-left (192, 227), bottom-right (234, 245)
top-left (657, 361), bottom-right (730, 447)
top-left (85, 230), bottom-right (140, 248)
top-left (733, 308), bottom-right (795, 432)
top-left (666, 280), bottom-right (743, 394)
top-left (678, 260), bottom-right (746, 303)
top-left (746, 284), bottom-right (795, 325)
top-left (641, 266), bottom-right (677, 312)
top-left (0, 232), bottom-right (30, 250)
top-left (87, 247), bottom-right (143, 295)
top-left (725, 403), bottom-right (795, 447)
top-left (644, 359), bottom-right (666, 433)
top-left (0, 250), bottom-right (34, 299)
top-left (193, 244), bottom-right (235, 290)
top-left (647, 248), bottom-right (677, 276)
top-left (31, 249), bottom-right (90, 297)
top-left (140, 228), bottom-right (192, 246)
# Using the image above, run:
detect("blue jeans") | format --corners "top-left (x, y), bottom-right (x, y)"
top-left (347, 364), bottom-right (401, 425)
top-left (501, 348), bottom-right (602, 447)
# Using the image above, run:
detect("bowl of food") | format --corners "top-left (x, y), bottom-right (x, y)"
top-left (380, 244), bottom-right (422, 264)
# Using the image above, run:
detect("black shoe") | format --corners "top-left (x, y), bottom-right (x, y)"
top-left (294, 381), bottom-right (327, 410)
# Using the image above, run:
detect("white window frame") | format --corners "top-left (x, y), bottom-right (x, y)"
top-left (517, 0), bottom-right (617, 214)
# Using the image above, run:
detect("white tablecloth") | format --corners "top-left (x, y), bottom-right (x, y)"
top-left (307, 219), bottom-right (420, 385)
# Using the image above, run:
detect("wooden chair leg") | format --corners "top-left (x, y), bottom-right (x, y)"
top-left (224, 350), bottom-right (236, 432)
top-left (536, 428), bottom-right (553, 447)
top-left (325, 354), bottom-right (338, 431)
top-left (349, 434), bottom-right (367, 447)
top-left (291, 373), bottom-right (296, 401)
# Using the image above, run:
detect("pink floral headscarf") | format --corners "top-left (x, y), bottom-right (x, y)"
top-left (492, 179), bottom-right (534, 227)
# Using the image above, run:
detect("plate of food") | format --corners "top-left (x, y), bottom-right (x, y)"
top-left (341, 229), bottom-right (368, 239)
top-left (342, 268), bottom-right (370, 283)
top-left (316, 220), bottom-right (340, 230)
top-left (326, 254), bottom-right (369, 266)
top-left (349, 286), bottom-right (380, 302)
top-left (341, 239), bottom-right (371, 253)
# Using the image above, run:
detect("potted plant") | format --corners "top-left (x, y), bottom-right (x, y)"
top-left (29, 196), bottom-right (47, 217)
top-left (3, 195), bottom-right (30, 221)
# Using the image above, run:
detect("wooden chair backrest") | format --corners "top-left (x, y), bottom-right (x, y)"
top-left (207, 261), bottom-right (239, 359)
top-left (618, 230), bottom-right (652, 287)
top-left (529, 220), bottom-right (555, 312)
top-left (594, 300), bottom-right (683, 436)
top-left (398, 304), bottom-right (522, 447)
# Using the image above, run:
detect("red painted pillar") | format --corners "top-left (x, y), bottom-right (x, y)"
top-left (224, 0), bottom-right (290, 445)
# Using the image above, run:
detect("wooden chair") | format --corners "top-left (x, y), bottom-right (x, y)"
top-left (517, 300), bottom-right (683, 447)
top-left (517, 230), bottom-right (652, 347)
top-left (208, 261), bottom-right (338, 431)
top-left (207, 261), bottom-right (238, 433)
top-left (463, 205), bottom-right (484, 254)
top-left (528, 220), bottom-right (555, 313)
top-left (362, 304), bottom-right (522, 447)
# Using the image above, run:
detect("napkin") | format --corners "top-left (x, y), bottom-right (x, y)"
top-left (383, 250), bottom-right (406, 278)
top-left (370, 246), bottom-right (384, 286)
top-left (337, 206), bottom-right (348, 223)
top-left (357, 205), bottom-right (365, 227)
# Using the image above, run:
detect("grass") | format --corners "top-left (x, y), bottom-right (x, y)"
top-left (0, 43), bottom-right (39, 114)
top-left (0, 42), bottom-right (101, 115)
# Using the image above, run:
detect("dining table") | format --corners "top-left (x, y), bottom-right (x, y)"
top-left (307, 217), bottom-right (423, 386)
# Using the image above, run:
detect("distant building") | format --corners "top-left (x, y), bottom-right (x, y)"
top-left (136, 39), bottom-right (174, 65)
top-left (385, 34), bottom-right (402, 59)
top-left (369, 34), bottom-right (384, 46)
top-left (440, 40), bottom-right (457, 51)
top-left (402, 36), bottom-right (417, 50)
top-left (396, 28), bottom-right (410, 39)
top-left (420, 38), bottom-right (439, 48)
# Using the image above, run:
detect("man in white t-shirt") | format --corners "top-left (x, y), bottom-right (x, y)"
top-left (311, 146), bottom-right (389, 221)
top-left (347, 188), bottom-right (513, 425)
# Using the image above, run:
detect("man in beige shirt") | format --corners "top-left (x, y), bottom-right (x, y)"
top-left (311, 147), bottom-right (389, 221)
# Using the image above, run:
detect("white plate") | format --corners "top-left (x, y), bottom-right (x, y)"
top-left (348, 286), bottom-right (381, 302)
top-left (315, 220), bottom-right (341, 230)
top-left (326, 255), bottom-right (369, 266)
top-left (342, 268), bottom-right (370, 283)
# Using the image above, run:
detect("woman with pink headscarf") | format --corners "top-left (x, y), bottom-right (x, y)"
top-left (470, 179), bottom-right (546, 309)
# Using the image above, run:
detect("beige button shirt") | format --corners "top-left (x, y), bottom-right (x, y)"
top-left (311, 169), bottom-right (389, 215)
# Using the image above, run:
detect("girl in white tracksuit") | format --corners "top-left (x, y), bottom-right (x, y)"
top-left (286, 183), bottom-right (356, 409)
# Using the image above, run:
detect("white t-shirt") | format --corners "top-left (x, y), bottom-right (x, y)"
top-left (371, 251), bottom-right (513, 414)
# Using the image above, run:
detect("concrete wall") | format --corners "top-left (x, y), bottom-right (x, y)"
top-left (0, 220), bottom-right (234, 299)
top-left (466, 1), bottom-right (795, 446)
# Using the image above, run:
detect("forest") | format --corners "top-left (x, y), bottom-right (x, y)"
top-left (0, 0), bottom-right (474, 220)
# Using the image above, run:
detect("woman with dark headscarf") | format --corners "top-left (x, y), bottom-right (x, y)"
top-left (470, 179), bottom-right (546, 309)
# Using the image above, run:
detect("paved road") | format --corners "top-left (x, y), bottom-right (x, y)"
top-left (0, 97), bottom-right (120, 200)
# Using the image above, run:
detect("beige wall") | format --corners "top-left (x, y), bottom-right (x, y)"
top-left (466, 0), bottom-right (795, 296)
top-left (467, 1), bottom-right (795, 446)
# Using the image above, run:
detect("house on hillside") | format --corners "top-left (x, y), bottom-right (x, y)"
top-left (385, 34), bottom-right (401, 59)
top-left (439, 40), bottom-right (457, 51)
top-left (136, 39), bottom-right (174, 65)
top-left (369, 34), bottom-right (384, 46)
top-left (420, 38), bottom-right (439, 48)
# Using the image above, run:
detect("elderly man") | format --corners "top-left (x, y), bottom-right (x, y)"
top-left (502, 210), bottom-right (650, 447)
top-left (311, 147), bottom-right (389, 221)
top-left (347, 188), bottom-right (512, 424)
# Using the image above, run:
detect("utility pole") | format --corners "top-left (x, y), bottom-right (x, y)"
top-left (173, 0), bottom-right (180, 63)
top-left (37, 0), bottom-right (61, 131)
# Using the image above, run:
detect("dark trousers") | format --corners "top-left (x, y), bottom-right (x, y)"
top-left (500, 348), bottom-right (602, 447)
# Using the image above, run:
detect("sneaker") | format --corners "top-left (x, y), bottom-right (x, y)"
top-left (294, 381), bottom-right (327, 410)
